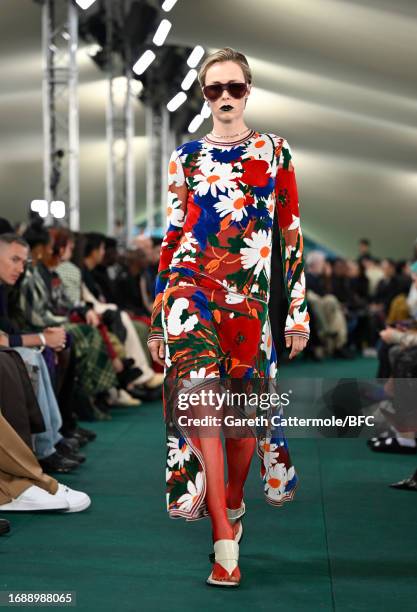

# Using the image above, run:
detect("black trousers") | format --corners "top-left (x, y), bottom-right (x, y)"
top-left (0, 348), bottom-right (45, 449)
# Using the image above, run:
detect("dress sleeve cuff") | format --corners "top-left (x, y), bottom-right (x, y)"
top-left (284, 328), bottom-right (310, 340)
top-left (147, 330), bottom-right (164, 344)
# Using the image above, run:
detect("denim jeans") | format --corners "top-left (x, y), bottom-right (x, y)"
top-left (13, 348), bottom-right (63, 459)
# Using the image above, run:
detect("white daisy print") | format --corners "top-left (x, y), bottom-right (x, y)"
top-left (167, 435), bottom-right (191, 468)
top-left (167, 297), bottom-right (199, 336)
top-left (287, 214), bottom-right (300, 230)
top-left (240, 229), bottom-right (272, 278)
top-left (168, 153), bottom-right (186, 187)
top-left (193, 162), bottom-right (237, 197)
top-left (262, 442), bottom-right (281, 469)
top-left (260, 320), bottom-right (273, 360)
top-left (285, 308), bottom-right (309, 332)
top-left (264, 463), bottom-right (295, 500)
top-left (246, 136), bottom-right (270, 160)
top-left (220, 279), bottom-right (245, 303)
top-left (225, 293), bottom-right (245, 305)
top-left (181, 368), bottom-right (217, 388)
top-left (171, 232), bottom-right (199, 266)
top-left (289, 280), bottom-right (306, 309)
top-left (177, 471), bottom-right (204, 512)
top-left (167, 191), bottom-right (185, 228)
top-left (214, 189), bottom-right (248, 222)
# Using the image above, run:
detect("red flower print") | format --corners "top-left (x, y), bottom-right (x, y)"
top-left (275, 167), bottom-right (299, 229)
top-left (159, 229), bottom-right (181, 269)
top-left (219, 315), bottom-right (261, 361)
top-left (183, 197), bottom-right (201, 233)
top-left (241, 159), bottom-right (271, 187)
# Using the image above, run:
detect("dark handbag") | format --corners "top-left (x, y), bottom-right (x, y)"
top-left (101, 309), bottom-right (127, 343)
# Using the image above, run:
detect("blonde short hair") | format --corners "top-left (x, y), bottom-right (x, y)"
top-left (198, 47), bottom-right (252, 87)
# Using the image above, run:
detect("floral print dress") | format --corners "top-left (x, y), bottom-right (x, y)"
top-left (148, 129), bottom-right (310, 520)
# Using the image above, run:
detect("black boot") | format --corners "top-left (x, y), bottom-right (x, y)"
top-left (39, 451), bottom-right (80, 474)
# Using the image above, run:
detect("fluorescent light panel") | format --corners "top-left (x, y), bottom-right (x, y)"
top-left (188, 114), bottom-right (204, 133)
top-left (50, 201), bottom-right (66, 219)
top-left (75, 0), bottom-right (98, 10)
top-left (162, 0), bottom-right (178, 12)
top-left (187, 46), bottom-right (204, 68)
top-left (201, 101), bottom-right (211, 119)
top-left (167, 91), bottom-right (187, 112)
top-left (133, 50), bottom-right (156, 75)
top-left (152, 19), bottom-right (172, 46)
top-left (181, 69), bottom-right (197, 91)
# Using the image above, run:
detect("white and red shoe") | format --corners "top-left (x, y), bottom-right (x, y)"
top-left (208, 501), bottom-right (245, 563)
top-left (207, 539), bottom-right (241, 587)
top-left (227, 500), bottom-right (245, 543)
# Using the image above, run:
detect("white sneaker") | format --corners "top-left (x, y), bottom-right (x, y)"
top-left (0, 485), bottom-right (69, 512)
top-left (55, 484), bottom-right (91, 513)
top-left (144, 373), bottom-right (164, 388)
top-left (107, 388), bottom-right (142, 406)
top-left (117, 389), bottom-right (142, 406)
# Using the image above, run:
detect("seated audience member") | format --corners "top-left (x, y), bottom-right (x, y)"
top-left (91, 237), bottom-right (121, 304)
top-left (80, 232), bottom-right (163, 395)
top-left (139, 237), bottom-right (162, 318)
top-left (17, 221), bottom-right (121, 420)
top-left (58, 230), bottom-right (161, 394)
top-left (0, 414), bottom-right (90, 513)
top-left (305, 251), bottom-right (350, 357)
top-left (50, 229), bottom-right (142, 406)
top-left (362, 257), bottom-right (384, 298)
top-left (368, 258), bottom-right (411, 345)
top-left (115, 249), bottom-right (149, 317)
top-left (367, 261), bottom-right (417, 454)
top-left (340, 259), bottom-right (372, 353)
top-left (370, 259), bottom-right (407, 317)
top-left (0, 233), bottom-right (91, 472)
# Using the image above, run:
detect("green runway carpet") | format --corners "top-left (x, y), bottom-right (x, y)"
top-left (1, 358), bottom-right (416, 611)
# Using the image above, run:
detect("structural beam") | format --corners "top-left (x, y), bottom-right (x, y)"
top-left (41, 0), bottom-right (80, 229)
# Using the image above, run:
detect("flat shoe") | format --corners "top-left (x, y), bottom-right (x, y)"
top-left (207, 539), bottom-right (240, 587)
top-left (209, 520), bottom-right (243, 563)
top-left (389, 470), bottom-right (417, 491)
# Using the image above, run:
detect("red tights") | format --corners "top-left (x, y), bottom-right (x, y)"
top-left (191, 436), bottom-right (256, 541)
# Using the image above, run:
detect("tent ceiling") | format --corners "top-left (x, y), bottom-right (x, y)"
top-left (1, 0), bottom-right (416, 258)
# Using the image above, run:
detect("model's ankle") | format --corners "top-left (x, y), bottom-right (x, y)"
top-left (226, 486), bottom-right (243, 510)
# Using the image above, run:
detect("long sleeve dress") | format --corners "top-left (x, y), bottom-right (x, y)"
top-left (148, 129), bottom-right (310, 520)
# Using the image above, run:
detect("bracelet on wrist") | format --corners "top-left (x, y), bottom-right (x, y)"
top-left (38, 332), bottom-right (46, 347)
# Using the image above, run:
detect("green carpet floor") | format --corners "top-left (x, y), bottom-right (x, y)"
top-left (1, 358), bottom-right (416, 611)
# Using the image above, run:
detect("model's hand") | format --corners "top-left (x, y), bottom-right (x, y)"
top-left (148, 339), bottom-right (165, 367)
top-left (286, 335), bottom-right (308, 359)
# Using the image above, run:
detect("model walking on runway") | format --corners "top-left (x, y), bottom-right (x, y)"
top-left (148, 47), bottom-right (310, 587)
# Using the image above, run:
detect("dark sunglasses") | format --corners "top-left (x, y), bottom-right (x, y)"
top-left (203, 81), bottom-right (248, 102)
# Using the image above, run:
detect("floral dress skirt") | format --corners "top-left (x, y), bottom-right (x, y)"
top-left (161, 267), bottom-right (298, 520)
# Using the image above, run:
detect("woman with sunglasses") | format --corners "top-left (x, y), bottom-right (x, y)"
top-left (147, 47), bottom-right (310, 587)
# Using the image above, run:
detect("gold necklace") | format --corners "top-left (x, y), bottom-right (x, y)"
top-left (209, 127), bottom-right (252, 139)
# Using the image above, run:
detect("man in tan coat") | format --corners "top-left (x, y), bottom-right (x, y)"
top-left (0, 414), bottom-right (90, 514)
